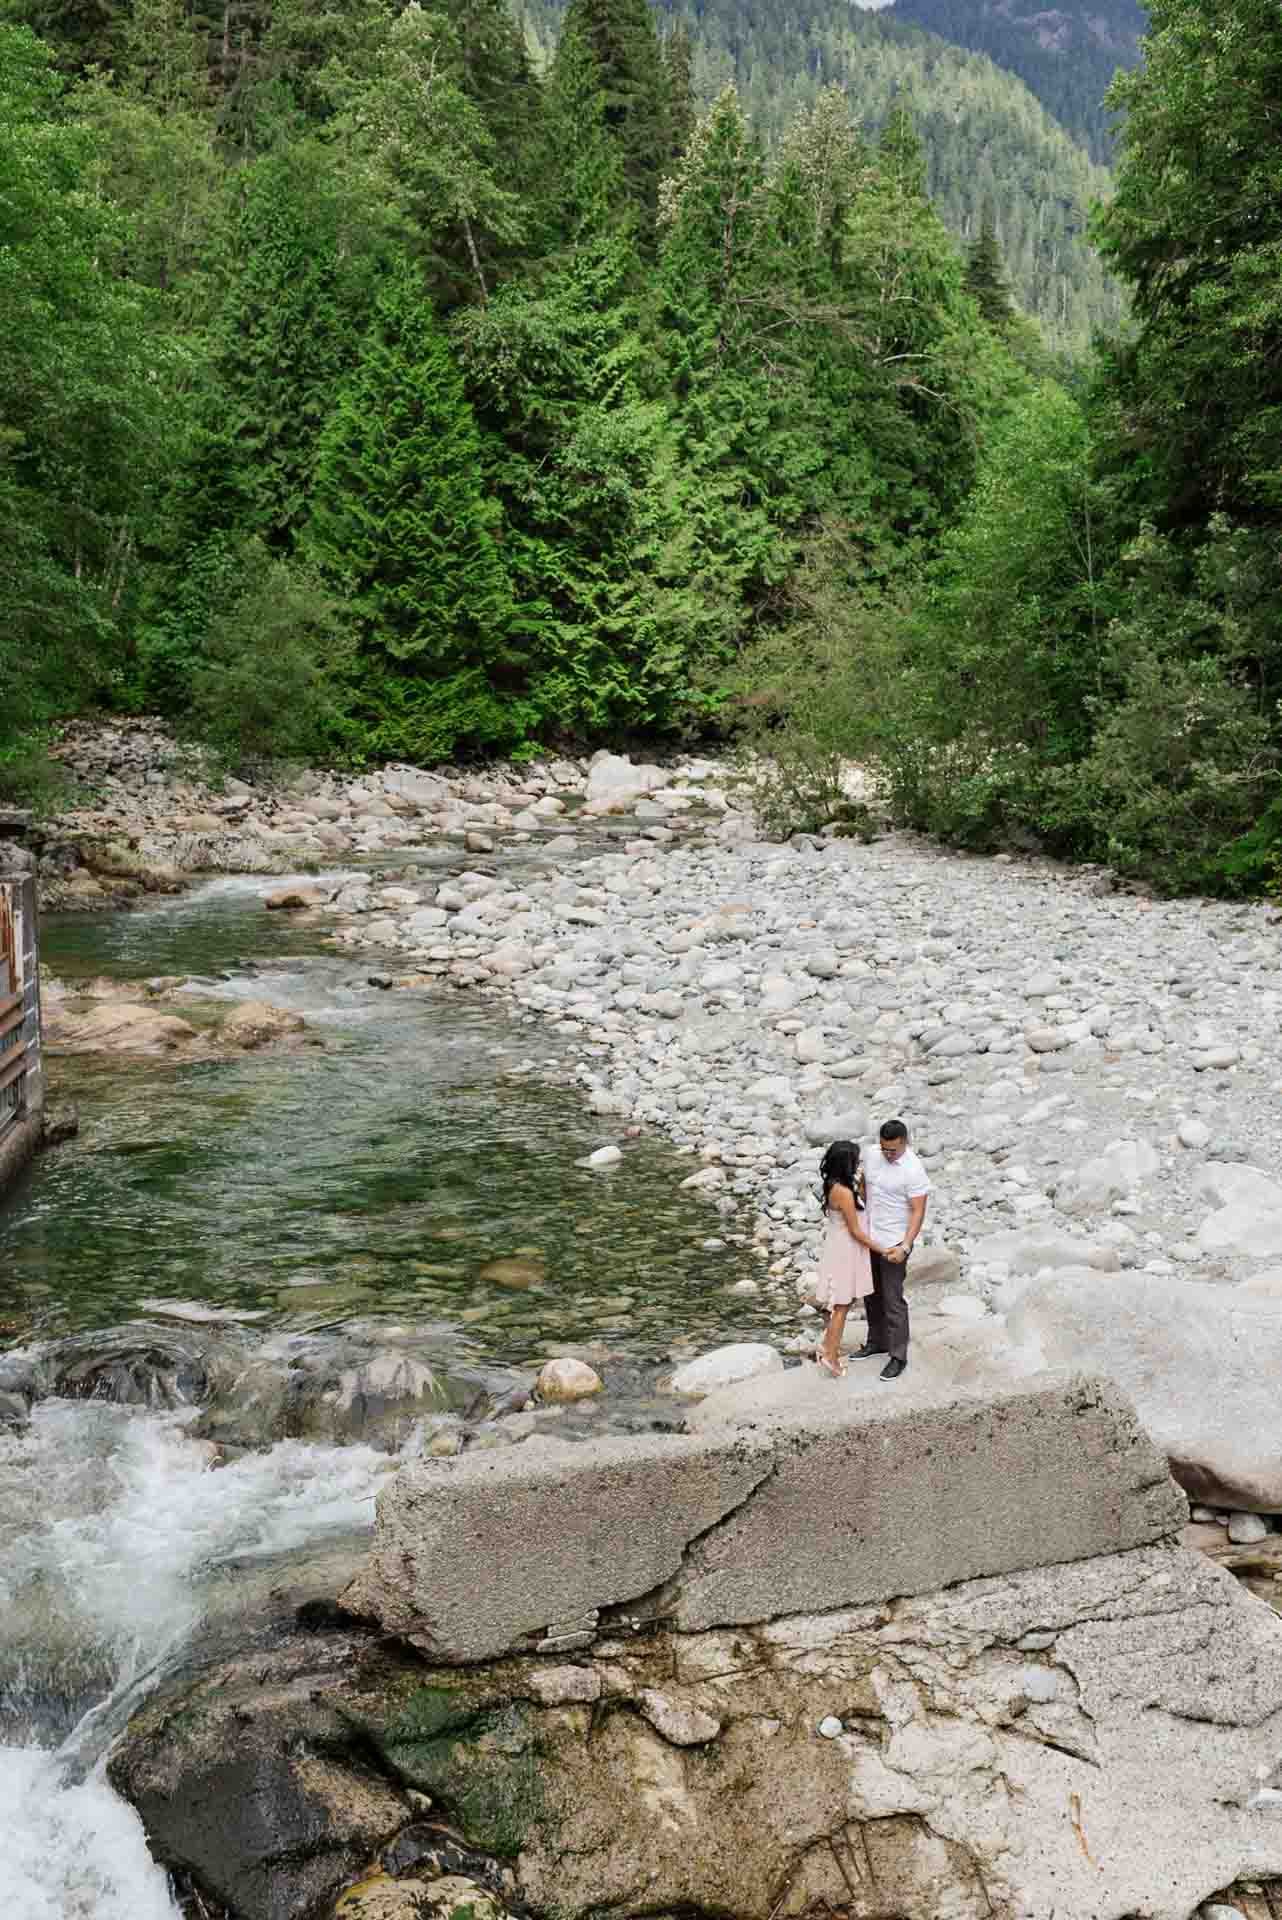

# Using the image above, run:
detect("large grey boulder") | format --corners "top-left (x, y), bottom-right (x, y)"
top-left (342, 1375), bottom-right (1183, 1661)
top-left (582, 753), bottom-right (672, 814)
top-left (664, 1343), bottom-right (783, 1398)
top-left (1006, 1268), bottom-right (1282, 1509)
top-left (1196, 1162), bottom-right (1282, 1258)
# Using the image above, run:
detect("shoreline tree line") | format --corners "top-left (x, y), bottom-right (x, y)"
top-left (1, 0), bottom-right (1278, 894)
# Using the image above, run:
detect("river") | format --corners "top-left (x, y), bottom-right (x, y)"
top-left (0, 862), bottom-right (792, 1919)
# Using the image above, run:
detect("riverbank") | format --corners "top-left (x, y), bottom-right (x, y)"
top-left (23, 721), bottom-right (1282, 1502)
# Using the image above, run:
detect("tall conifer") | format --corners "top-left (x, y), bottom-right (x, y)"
top-left (553, 0), bottom-right (667, 226)
top-left (308, 266), bottom-right (513, 756)
top-left (965, 205), bottom-right (1015, 332)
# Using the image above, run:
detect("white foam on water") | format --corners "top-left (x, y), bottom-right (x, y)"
top-left (0, 1747), bottom-right (178, 1920)
top-left (0, 1399), bottom-right (399, 1920)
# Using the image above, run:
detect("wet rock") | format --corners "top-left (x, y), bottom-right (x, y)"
top-left (33, 1325), bottom-right (243, 1410)
top-left (194, 1339), bottom-right (469, 1451)
top-left (535, 1358), bottom-right (602, 1404)
top-left (415, 1875), bottom-right (511, 1920)
top-left (219, 1000), bottom-right (308, 1049)
top-left (110, 1631), bottom-right (412, 1920)
top-left (119, 1548), bottom-right (1282, 1920)
top-left (381, 1824), bottom-right (513, 1897)
top-left (333, 1875), bottom-right (430, 1918)
top-left (265, 884), bottom-right (331, 911)
top-left (478, 1258), bottom-right (545, 1292)
top-left (307, 1351), bottom-right (462, 1450)
top-left (45, 1001), bottom-right (199, 1054)
top-left (0, 1388), bottom-right (30, 1428)
top-left (42, 1103), bottom-right (79, 1146)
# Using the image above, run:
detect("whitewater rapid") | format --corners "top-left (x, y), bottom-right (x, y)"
top-left (0, 1398), bottom-right (397, 1919)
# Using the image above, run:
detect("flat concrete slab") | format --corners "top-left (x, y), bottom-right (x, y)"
top-left (343, 1372), bottom-right (1186, 1662)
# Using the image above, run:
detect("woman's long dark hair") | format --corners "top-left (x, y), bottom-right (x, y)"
top-left (819, 1139), bottom-right (861, 1214)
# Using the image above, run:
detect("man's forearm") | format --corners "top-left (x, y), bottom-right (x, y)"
top-left (904, 1198), bottom-right (927, 1249)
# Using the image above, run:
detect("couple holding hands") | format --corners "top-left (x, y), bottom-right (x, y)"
top-left (812, 1123), bottom-right (930, 1381)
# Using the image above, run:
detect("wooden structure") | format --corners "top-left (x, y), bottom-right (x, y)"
top-left (0, 870), bottom-right (42, 1190)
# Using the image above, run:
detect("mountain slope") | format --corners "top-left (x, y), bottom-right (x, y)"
top-left (523, 0), bottom-right (1122, 351)
top-left (887, 0), bottom-right (1146, 162)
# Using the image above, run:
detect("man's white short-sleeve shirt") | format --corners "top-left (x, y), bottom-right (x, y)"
top-left (865, 1144), bottom-right (931, 1248)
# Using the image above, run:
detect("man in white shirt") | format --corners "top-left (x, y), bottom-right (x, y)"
top-left (855, 1119), bottom-right (931, 1379)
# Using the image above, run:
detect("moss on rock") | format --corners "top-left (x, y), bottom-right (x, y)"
top-left (363, 1685), bottom-right (546, 1860)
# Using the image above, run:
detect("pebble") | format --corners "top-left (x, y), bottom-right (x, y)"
top-left (1227, 1512), bottom-right (1270, 1544)
top-left (817, 1716), bottom-right (844, 1738)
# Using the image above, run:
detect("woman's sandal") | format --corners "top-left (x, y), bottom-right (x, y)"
top-left (817, 1352), bottom-right (847, 1378)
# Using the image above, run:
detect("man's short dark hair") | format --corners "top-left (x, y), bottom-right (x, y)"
top-left (879, 1119), bottom-right (909, 1143)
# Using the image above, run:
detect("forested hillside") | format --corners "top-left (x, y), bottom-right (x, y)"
top-left (890, 0), bottom-right (1145, 162)
top-left (6, 0), bottom-right (1279, 898)
top-left (523, 0), bottom-right (1122, 349)
top-left (0, 0), bottom-right (1038, 791)
top-left (759, 0), bottom-right (1282, 896)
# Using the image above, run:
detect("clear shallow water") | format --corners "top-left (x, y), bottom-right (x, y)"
top-left (1, 874), bottom-right (787, 1365)
top-left (0, 866), bottom-right (792, 1920)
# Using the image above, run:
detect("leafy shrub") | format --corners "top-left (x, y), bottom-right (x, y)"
top-left (184, 541), bottom-right (355, 772)
top-left (1043, 650), bottom-right (1278, 893)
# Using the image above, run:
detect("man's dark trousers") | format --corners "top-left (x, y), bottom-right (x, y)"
top-left (865, 1250), bottom-right (910, 1362)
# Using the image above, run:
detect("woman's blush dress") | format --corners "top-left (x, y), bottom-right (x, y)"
top-left (815, 1204), bottom-right (873, 1308)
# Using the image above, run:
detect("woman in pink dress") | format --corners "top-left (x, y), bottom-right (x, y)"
top-left (813, 1140), bottom-right (881, 1377)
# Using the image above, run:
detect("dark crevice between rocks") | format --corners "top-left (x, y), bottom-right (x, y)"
top-left (595, 1453), bottom-right (779, 1635)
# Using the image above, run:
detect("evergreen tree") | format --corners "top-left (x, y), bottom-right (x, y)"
top-left (176, 139), bottom-right (386, 552)
top-left (537, 3), bottom-right (628, 245)
top-left (655, 86), bottom-right (790, 621)
top-left (75, 0), bottom-right (224, 322)
top-left (965, 205), bottom-right (1015, 333)
top-left (334, 3), bottom-right (525, 307)
top-left (0, 26), bottom-right (171, 768)
top-left (308, 268), bottom-right (516, 757)
top-left (661, 20), bottom-right (694, 165)
top-left (554, 0), bottom-right (667, 227)
top-left (1096, 0), bottom-right (1282, 530)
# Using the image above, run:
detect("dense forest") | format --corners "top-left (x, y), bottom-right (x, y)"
top-left (890, 0), bottom-right (1146, 163)
top-left (2, 0), bottom-right (1281, 894)
top-left (523, 0), bottom-right (1123, 348)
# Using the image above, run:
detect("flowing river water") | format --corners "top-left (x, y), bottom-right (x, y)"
top-left (0, 858), bottom-right (792, 1919)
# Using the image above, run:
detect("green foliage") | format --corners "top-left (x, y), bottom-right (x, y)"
top-left (0, 25), bottom-right (173, 776)
top-left (1096, 0), bottom-right (1282, 534)
top-left (556, 0), bottom-right (668, 229)
top-left (524, 0), bottom-right (1125, 353)
top-left (327, 0), bottom-right (529, 305)
top-left (725, 520), bottom-right (899, 836)
top-left (965, 207), bottom-right (1015, 334)
top-left (183, 540), bottom-right (354, 770)
top-left (308, 267), bottom-right (518, 758)
top-left (175, 140), bottom-right (389, 554)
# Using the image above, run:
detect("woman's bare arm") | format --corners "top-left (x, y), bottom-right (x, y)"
top-left (832, 1183), bottom-right (882, 1252)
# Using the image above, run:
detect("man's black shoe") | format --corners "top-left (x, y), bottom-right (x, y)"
top-left (852, 1344), bottom-right (886, 1360)
top-left (880, 1357), bottom-right (907, 1380)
